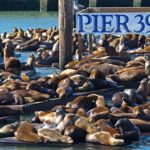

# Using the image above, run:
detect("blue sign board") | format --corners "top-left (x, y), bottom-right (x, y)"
top-left (76, 12), bottom-right (150, 34)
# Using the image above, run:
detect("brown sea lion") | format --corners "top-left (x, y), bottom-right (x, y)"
top-left (86, 131), bottom-right (124, 146)
top-left (88, 112), bottom-right (110, 123)
top-left (0, 122), bottom-right (19, 138)
top-left (5, 57), bottom-right (21, 75)
top-left (107, 66), bottom-right (146, 86)
top-left (0, 93), bottom-right (14, 105)
top-left (75, 117), bottom-right (98, 134)
top-left (14, 121), bottom-right (42, 143)
top-left (112, 92), bottom-right (129, 108)
top-left (13, 90), bottom-right (50, 102)
top-left (70, 95), bottom-right (99, 110)
top-left (25, 53), bottom-right (35, 67)
top-left (144, 55), bottom-right (150, 77)
top-left (32, 111), bottom-right (56, 124)
top-left (38, 128), bottom-right (73, 144)
top-left (74, 81), bottom-right (94, 92)
top-left (88, 107), bottom-right (109, 116)
top-left (76, 108), bottom-right (88, 118)
top-left (56, 77), bottom-right (74, 98)
top-left (56, 113), bottom-right (79, 133)
top-left (126, 34), bottom-right (139, 49)
top-left (98, 119), bottom-right (121, 138)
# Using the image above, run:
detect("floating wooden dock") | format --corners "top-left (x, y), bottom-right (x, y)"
top-left (0, 132), bottom-right (150, 148)
top-left (4, 86), bottom-right (124, 115)
top-left (0, 137), bottom-right (127, 148)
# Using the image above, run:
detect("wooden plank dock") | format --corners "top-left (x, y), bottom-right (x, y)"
top-left (4, 86), bottom-right (124, 115)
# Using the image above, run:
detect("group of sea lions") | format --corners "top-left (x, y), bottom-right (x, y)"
top-left (1, 27), bottom-right (150, 146)
top-left (1, 89), bottom-right (150, 146)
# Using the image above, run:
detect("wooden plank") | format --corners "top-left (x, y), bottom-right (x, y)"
top-left (0, 116), bottom-right (19, 124)
top-left (81, 7), bottom-right (150, 13)
top-left (59, 0), bottom-right (73, 70)
top-left (0, 133), bottom-right (150, 147)
top-left (4, 86), bottom-right (124, 114)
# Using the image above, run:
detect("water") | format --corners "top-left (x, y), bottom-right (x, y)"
top-left (0, 11), bottom-right (150, 150)
top-left (0, 11), bottom-right (58, 33)
top-left (0, 11), bottom-right (60, 77)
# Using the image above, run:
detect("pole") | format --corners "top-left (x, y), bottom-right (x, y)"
top-left (78, 34), bottom-right (82, 60)
top-left (133, 0), bottom-right (141, 7)
top-left (59, 0), bottom-right (73, 70)
top-left (89, 0), bottom-right (97, 7)
top-left (40, 0), bottom-right (48, 12)
top-left (89, 34), bottom-right (93, 53)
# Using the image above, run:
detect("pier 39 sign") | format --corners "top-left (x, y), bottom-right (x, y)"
top-left (76, 8), bottom-right (150, 34)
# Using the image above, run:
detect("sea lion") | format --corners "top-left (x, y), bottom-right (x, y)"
top-left (21, 73), bottom-right (30, 82)
top-left (134, 78), bottom-right (149, 104)
top-left (112, 92), bottom-right (129, 108)
top-left (64, 125), bottom-right (87, 142)
top-left (87, 107), bottom-right (109, 116)
top-left (107, 66), bottom-right (146, 87)
top-left (0, 122), bottom-right (19, 138)
top-left (126, 34), bottom-right (139, 49)
top-left (13, 93), bottom-right (26, 105)
top-left (70, 74), bottom-right (87, 87)
top-left (86, 131), bottom-right (124, 146)
top-left (98, 119), bottom-right (121, 138)
top-left (70, 95), bottom-right (99, 110)
top-left (13, 90), bottom-right (50, 102)
top-left (74, 81), bottom-right (94, 92)
top-left (0, 92), bottom-right (14, 105)
top-left (76, 108), bottom-right (88, 118)
top-left (14, 121), bottom-right (43, 143)
top-left (56, 77), bottom-right (74, 98)
top-left (144, 55), bottom-right (150, 77)
top-left (25, 53), bottom-right (35, 68)
top-left (75, 117), bottom-right (98, 133)
top-left (47, 74), bottom-right (67, 89)
top-left (88, 112), bottom-right (110, 123)
top-left (26, 80), bottom-right (41, 91)
top-left (5, 57), bottom-right (21, 75)
top-left (115, 118), bottom-right (140, 141)
top-left (56, 113), bottom-right (79, 133)
top-left (32, 111), bottom-right (56, 124)
top-left (38, 128), bottom-right (73, 144)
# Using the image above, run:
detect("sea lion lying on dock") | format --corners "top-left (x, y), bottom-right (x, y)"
top-left (38, 128), bottom-right (73, 144)
top-left (86, 131), bottom-right (124, 146)
top-left (14, 121), bottom-right (43, 143)
top-left (0, 122), bottom-right (19, 138)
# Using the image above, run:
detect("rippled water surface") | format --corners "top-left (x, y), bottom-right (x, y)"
top-left (0, 11), bottom-right (58, 33)
top-left (0, 11), bottom-right (150, 150)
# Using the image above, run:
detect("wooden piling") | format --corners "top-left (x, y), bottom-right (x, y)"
top-left (89, 34), bottom-right (93, 54)
top-left (89, 0), bottom-right (97, 7)
top-left (78, 34), bottom-right (82, 60)
top-left (133, 0), bottom-right (141, 7)
top-left (40, 0), bottom-right (48, 12)
top-left (59, 0), bottom-right (73, 70)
